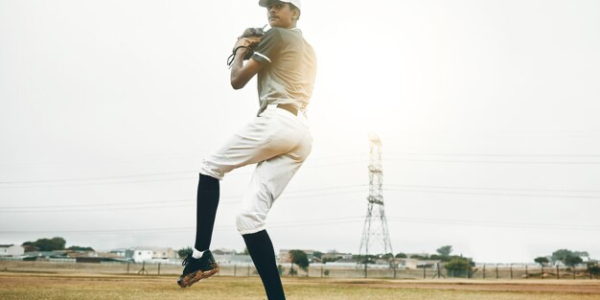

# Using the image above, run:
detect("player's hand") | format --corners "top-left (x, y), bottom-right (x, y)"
top-left (233, 36), bottom-right (261, 51)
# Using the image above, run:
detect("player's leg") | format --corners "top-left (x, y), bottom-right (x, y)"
top-left (179, 112), bottom-right (293, 288)
top-left (237, 120), bottom-right (312, 299)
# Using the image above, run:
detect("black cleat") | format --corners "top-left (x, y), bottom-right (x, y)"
top-left (177, 250), bottom-right (219, 288)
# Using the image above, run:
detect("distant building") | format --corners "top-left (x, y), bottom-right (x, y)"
top-left (396, 258), bottom-right (428, 269)
top-left (322, 252), bottom-right (353, 261)
top-left (212, 248), bottom-right (237, 256)
top-left (127, 247), bottom-right (177, 262)
top-left (213, 254), bottom-right (253, 265)
top-left (0, 244), bottom-right (24, 256)
top-left (109, 248), bottom-right (128, 258)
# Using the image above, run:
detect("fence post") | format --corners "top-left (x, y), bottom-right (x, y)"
top-left (557, 265), bottom-right (560, 280)
top-left (573, 266), bottom-right (576, 279)
top-left (127, 262), bottom-right (130, 274)
top-left (483, 264), bottom-right (486, 279)
top-left (525, 264), bottom-right (528, 279)
top-left (423, 266), bottom-right (426, 279)
top-left (234, 264), bottom-right (237, 276)
top-left (321, 264), bottom-right (323, 278)
top-left (510, 264), bottom-right (513, 279)
top-left (541, 265), bottom-right (544, 279)
top-left (496, 265), bottom-right (499, 279)
top-left (158, 263), bottom-right (161, 276)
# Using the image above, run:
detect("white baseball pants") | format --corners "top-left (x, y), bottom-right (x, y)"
top-left (199, 104), bottom-right (312, 235)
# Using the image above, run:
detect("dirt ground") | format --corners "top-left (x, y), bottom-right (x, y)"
top-left (1, 271), bottom-right (599, 300)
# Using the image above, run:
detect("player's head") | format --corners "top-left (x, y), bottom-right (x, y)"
top-left (259, 0), bottom-right (301, 29)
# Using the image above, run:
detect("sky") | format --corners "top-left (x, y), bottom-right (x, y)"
top-left (1, 0), bottom-right (599, 264)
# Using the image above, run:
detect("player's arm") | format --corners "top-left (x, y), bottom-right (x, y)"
top-left (230, 37), bottom-right (263, 90)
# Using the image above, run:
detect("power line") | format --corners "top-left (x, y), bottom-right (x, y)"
top-left (384, 158), bottom-right (600, 165)
top-left (0, 188), bottom-right (368, 213)
top-left (3, 154), bottom-right (600, 187)
top-left (0, 216), bottom-right (365, 235)
top-left (387, 217), bottom-right (600, 231)
top-left (4, 182), bottom-right (600, 213)
top-left (0, 153), bottom-right (367, 169)
top-left (384, 187), bottom-right (600, 200)
top-left (0, 184), bottom-right (368, 210)
top-left (387, 152), bottom-right (600, 158)
top-left (385, 184), bottom-right (600, 194)
top-left (3, 215), bottom-right (598, 236)
top-left (0, 160), bottom-right (367, 188)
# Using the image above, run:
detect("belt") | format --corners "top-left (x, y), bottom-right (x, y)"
top-left (276, 104), bottom-right (298, 116)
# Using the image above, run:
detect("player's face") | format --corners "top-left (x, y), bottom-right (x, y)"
top-left (266, 1), bottom-right (298, 29)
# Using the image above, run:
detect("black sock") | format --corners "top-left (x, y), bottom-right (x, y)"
top-left (194, 174), bottom-right (220, 251)
top-left (243, 230), bottom-right (286, 300)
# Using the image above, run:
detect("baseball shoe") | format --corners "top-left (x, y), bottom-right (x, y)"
top-left (177, 250), bottom-right (219, 288)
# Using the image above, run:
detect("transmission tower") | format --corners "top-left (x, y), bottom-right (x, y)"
top-left (358, 134), bottom-right (394, 267)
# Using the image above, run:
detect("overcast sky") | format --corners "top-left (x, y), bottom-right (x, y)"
top-left (1, 0), bottom-right (599, 264)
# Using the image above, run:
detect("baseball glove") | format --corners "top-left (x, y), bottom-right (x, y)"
top-left (227, 25), bottom-right (267, 67)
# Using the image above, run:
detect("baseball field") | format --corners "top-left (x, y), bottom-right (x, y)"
top-left (1, 271), bottom-right (600, 300)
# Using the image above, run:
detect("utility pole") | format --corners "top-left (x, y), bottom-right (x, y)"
top-left (358, 134), bottom-right (395, 275)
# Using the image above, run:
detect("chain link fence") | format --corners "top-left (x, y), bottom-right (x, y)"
top-left (1, 260), bottom-right (598, 280)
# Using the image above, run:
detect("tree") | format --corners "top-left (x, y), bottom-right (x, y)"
top-left (178, 247), bottom-right (193, 259)
top-left (395, 253), bottom-right (407, 259)
top-left (410, 254), bottom-right (429, 260)
top-left (574, 251), bottom-right (590, 259)
top-left (551, 249), bottom-right (576, 264)
top-left (534, 257), bottom-right (549, 267)
top-left (67, 246), bottom-right (94, 252)
top-left (381, 253), bottom-right (394, 259)
top-left (444, 257), bottom-right (475, 277)
top-left (353, 254), bottom-right (376, 264)
top-left (21, 242), bottom-right (38, 252)
top-left (313, 251), bottom-right (323, 259)
top-left (587, 262), bottom-right (600, 276)
top-left (436, 245), bottom-right (452, 257)
top-left (551, 249), bottom-right (587, 266)
top-left (289, 250), bottom-right (309, 271)
top-left (565, 255), bottom-right (583, 269)
top-left (22, 237), bottom-right (66, 252)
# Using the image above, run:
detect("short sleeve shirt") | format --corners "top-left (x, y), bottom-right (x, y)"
top-left (251, 27), bottom-right (317, 116)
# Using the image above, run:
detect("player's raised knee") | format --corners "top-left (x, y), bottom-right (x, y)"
top-left (236, 210), bottom-right (266, 235)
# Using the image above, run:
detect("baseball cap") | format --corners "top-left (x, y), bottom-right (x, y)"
top-left (259, 0), bottom-right (302, 11)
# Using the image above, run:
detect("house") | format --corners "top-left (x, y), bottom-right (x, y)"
top-left (213, 254), bottom-right (253, 265)
top-left (212, 248), bottom-right (237, 256)
top-left (322, 252), bottom-right (353, 261)
top-left (0, 244), bottom-right (24, 256)
top-left (396, 258), bottom-right (440, 269)
top-left (109, 248), bottom-right (128, 258)
top-left (127, 247), bottom-right (177, 263)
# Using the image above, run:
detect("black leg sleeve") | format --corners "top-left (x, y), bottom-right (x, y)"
top-left (243, 230), bottom-right (286, 300)
top-left (194, 173), bottom-right (220, 251)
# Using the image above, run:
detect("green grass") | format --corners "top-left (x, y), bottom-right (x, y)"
top-left (1, 272), bottom-right (599, 300)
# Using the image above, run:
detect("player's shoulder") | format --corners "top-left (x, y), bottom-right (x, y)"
top-left (265, 27), bottom-right (302, 38)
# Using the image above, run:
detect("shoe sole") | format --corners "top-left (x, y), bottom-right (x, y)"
top-left (178, 265), bottom-right (219, 288)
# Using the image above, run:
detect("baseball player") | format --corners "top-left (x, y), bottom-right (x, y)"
top-left (177, 0), bottom-right (316, 299)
